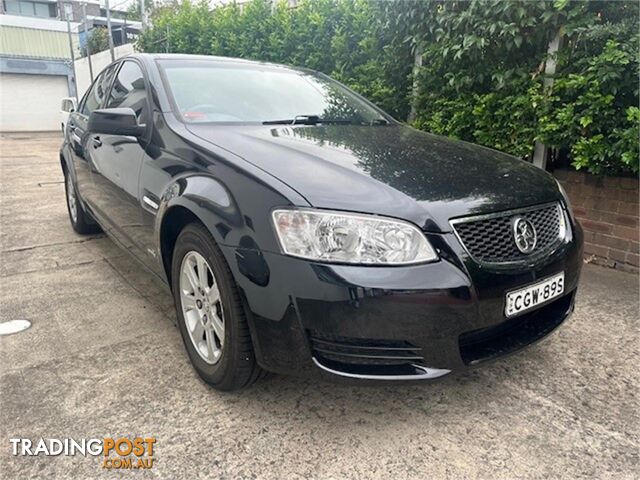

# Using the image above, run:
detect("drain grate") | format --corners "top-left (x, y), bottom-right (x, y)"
top-left (0, 320), bottom-right (32, 336)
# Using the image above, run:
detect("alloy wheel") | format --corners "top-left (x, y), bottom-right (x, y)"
top-left (179, 251), bottom-right (225, 364)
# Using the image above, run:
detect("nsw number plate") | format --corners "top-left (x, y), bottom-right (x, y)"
top-left (505, 272), bottom-right (564, 318)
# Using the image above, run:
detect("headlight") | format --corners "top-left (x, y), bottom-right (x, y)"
top-left (555, 179), bottom-right (576, 222)
top-left (558, 203), bottom-right (568, 239)
top-left (272, 209), bottom-right (438, 265)
top-left (555, 179), bottom-right (571, 209)
top-left (555, 179), bottom-right (573, 240)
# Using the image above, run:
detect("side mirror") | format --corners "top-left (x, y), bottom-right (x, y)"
top-left (61, 97), bottom-right (77, 112)
top-left (88, 108), bottom-right (145, 137)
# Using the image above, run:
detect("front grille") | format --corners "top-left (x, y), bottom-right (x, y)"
top-left (452, 203), bottom-right (564, 264)
top-left (308, 331), bottom-right (424, 367)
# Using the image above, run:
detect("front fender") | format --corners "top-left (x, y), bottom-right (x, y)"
top-left (153, 171), bottom-right (295, 280)
top-left (155, 174), bottom-right (244, 250)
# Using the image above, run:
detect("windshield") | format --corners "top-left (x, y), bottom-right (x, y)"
top-left (158, 59), bottom-right (391, 125)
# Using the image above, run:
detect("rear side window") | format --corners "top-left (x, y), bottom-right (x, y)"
top-left (80, 63), bottom-right (119, 116)
top-left (105, 61), bottom-right (148, 125)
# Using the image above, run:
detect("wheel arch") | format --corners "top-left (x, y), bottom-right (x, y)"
top-left (60, 151), bottom-right (69, 173)
top-left (59, 145), bottom-right (75, 180)
top-left (158, 204), bottom-right (204, 285)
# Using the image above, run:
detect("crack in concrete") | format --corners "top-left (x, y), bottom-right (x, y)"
top-left (2, 236), bottom-right (105, 253)
top-left (2, 162), bottom-right (60, 167)
top-left (0, 259), bottom-right (103, 278)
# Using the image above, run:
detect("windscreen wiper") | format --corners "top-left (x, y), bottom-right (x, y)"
top-left (262, 115), bottom-right (390, 126)
top-left (262, 115), bottom-right (353, 125)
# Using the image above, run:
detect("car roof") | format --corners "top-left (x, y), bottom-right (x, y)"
top-left (125, 53), bottom-right (312, 73)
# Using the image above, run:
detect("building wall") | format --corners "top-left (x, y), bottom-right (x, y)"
top-left (0, 14), bottom-right (80, 59)
top-left (554, 169), bottom-right (639, 273)
top-left (0, 25), bottom-right (73, 58)
top-left (0, 72), bottom-right (69, 131)
top-left (56, 0), bottom-right (101, 22)
top-left (0, 14), bottom-right (82, 131)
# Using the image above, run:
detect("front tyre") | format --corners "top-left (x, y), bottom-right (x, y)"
top-left (171, 223), bottom-right (262, 391)
top-left (63, 170), bottom-right (100, 234)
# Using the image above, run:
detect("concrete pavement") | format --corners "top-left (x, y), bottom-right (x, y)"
top-left (0, 132), bottom-right (638, 479)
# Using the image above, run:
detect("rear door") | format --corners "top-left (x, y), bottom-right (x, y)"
top-left (87, 59), bottom-right (151, 260)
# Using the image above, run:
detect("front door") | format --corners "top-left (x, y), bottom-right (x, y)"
top-left (68, 63), bottom-right (119, 218)
top-left (87, 60), bottom-right (151, 261)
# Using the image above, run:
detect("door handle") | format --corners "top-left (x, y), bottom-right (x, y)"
top-left (92, 136), bottom-right (102, 148)
top-left (69, 124), bottom-right (80, 143)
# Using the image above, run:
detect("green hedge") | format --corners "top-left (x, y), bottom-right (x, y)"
top-left (138, 0), bottom-right (639, 176)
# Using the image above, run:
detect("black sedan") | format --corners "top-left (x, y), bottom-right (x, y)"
top-left (60, 54), bottom-right (583, 390)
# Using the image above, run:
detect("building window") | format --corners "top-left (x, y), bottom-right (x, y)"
top-left (4, 0), bottom-right (20, 14)
top-left (33, 1), bottom-right (50, 17)
top-left (3, 0), bottom-right (57, 18)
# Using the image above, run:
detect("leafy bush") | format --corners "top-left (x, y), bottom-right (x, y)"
top-left (534, 4), bottom-right (640, 175)
top-left (138, 0), bottom-right (639, 176)
top-left (81, 27), bottom-right (110, 57)
top-left (408, 0), bottom-right (557, 158)
top-left (138, 0), bottom-right (412, 119)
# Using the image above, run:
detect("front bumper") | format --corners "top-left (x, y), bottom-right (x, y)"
top-left (221, 221), bottom-right (583, 382)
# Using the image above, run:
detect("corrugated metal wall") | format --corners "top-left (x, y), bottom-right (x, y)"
top-left (0, 26), bottom-right (79, 59)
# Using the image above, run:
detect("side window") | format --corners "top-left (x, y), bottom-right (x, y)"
top-left (80, 74), bottom-right (102, 116)
top-left (105, 61), bottom-right (149, 125)
top-left (77, 88), bottom-right (90, 115)
top-left (80, 64), bottom-right (119, 117)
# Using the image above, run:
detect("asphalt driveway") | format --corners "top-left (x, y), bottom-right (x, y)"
top-left (0, 132), bottom-right (638, 479)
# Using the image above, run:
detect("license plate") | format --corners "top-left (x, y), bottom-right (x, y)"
top-left (505, 272), bottom-right (564, 318)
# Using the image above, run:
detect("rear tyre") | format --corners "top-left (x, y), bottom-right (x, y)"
top-left (171, 223), bottom-right (262, 391)
top-left (63, 170), bottom-right (100, 235)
